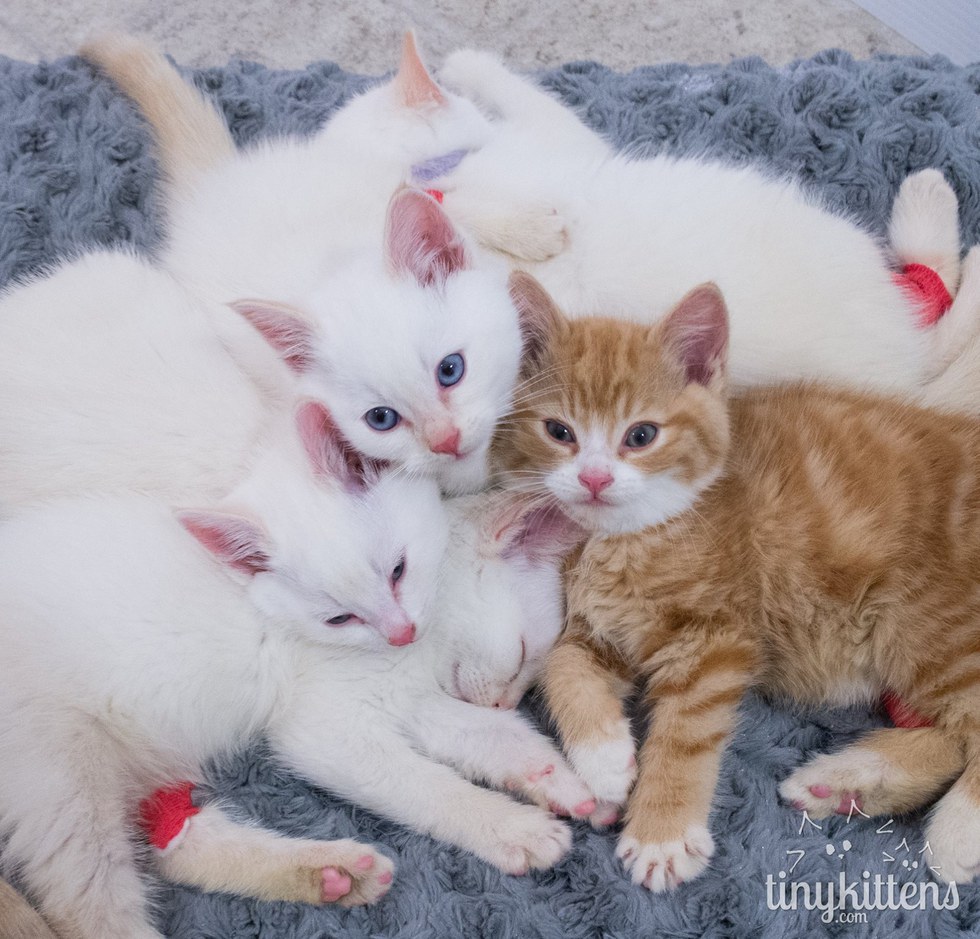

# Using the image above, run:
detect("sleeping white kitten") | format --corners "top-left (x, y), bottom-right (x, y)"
top-left (82, 34), bottom-right (529, 494)
top-left (0, 400), bottom-right (443, 939)
top-left (434, 51), bottom-right (979, 404)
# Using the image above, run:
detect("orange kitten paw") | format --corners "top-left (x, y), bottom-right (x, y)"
top-left (779, 750), bottom-right (900, 819)
top-left (567, 726), bottom-right (636, 805)
top-left (616, 825), bottom-right (714, 892)
top-left (926, 788), bottom-right (980, 884)
top-left (479, 805), bottom-right (572, 875)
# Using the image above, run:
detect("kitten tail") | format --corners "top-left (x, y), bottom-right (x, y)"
top-left (80, 34), bottom-right (236, 190)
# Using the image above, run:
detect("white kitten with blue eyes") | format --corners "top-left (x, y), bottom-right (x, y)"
top-left (82, 34), bottom-right (529, 494)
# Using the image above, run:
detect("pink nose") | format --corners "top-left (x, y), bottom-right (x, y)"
top-left (578, 470), bottom-right (614, 499)
top-left (429, 428), bottom-right (461, 456)
top-left (386, 623), bottom-right (417, 647)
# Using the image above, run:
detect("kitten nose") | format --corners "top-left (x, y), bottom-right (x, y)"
top-left (386, 623), bottom-right (417, 647)
top-left (578, 470), bottom-right (614, 499)
top-left (428, 427), bottom-right (461, 456)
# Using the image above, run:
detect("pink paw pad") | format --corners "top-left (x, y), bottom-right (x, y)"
top-left (808, 784), bottom-right (833, 799)
top-left (354, 854), bottom-right (375, 871)
top-left (593, 807), bottom-right (620, 827)
top-left (321, 867), bottom-right (352, 903)
top-left (573, 799), bottom-right (597, 817)
top-left (835, 792), bottom-right (862, 815)
top-left (527, 765), bottom-right (555, 784)
top-left (378, 870), bottom-right (393, 886)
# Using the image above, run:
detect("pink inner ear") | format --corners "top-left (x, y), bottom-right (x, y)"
top-left (393, 31), bottom-right (446, 110)
top-left (178, 511), bottom-right (270, 576)
top-left (661, 283), bottom-right (729, 386)
top-left (385, 188), bottom-right (468, 288)
top-left (508, 271), bottom-right (564, 368)
top-left (295, 400), bottom-right (370, 491)
top-left (500, 503), bottom-right (585, 563)
top-left (230, 300), bottom-right (318, 374)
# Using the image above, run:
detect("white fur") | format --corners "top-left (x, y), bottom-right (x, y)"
top-left (0, 426), bottom-right (446, 937)
top-left (925, 784), bottom-right (980, 884)
top-left (616, 825), bottom-right (715, 892)
top-left (437, 50), bottom-right (973, 397)
top-left (566, 720), bottom-right (638, 805)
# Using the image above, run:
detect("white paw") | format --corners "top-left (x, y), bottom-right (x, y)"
top-left (480, 804), bottom-right (572, 875)
top-left (567, 726), bottom-right (637, 805)
top-left (512, 757), bottom-right (597, 820)
top-left (925, 787), bottom-right (980, 884)
top-left (616, 825), bottom-right (714, 892)
top-left (281, 839), bottom-right (394, 907)
top-left (778, 750), bottom-right (896, 819)
top-left (498, 206), bottom-right (568, 262)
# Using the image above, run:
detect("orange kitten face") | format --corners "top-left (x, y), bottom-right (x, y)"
top-left (496, 276), bottom-right (731, 535)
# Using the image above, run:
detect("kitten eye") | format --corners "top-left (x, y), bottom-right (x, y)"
top-left (437, 353), bottom-right (465, 388)
top-left (623, 423), bottom-right (659, 449)
top-left (544, 419), bottom-right (576, 444)
top-left (326, 613), bottom-right (354, 625)
top-left (391, 557), bottom-right (407, 584)
top-left (364, 407), bottom-right (400, 431)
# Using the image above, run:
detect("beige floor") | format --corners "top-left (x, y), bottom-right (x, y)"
top-left (0, 0), bottom-right (922, 72)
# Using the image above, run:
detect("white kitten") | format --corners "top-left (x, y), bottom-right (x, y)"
top-left (82, 34), bottom-right (527, 494)
top-left (434, 51), bottom-right (978, 402)
top-left (0, 401), bottom-right (444, 939)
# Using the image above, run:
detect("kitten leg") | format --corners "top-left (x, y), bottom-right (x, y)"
top-left (0, 722), bottom-right (162, 939)
top-left (541, 623), bottom-right (637, 806)
top-left (269, 707), bottom-right (572, 876)
top-left (889, 168), bottom-right (962, 295)
top-left (153, 803), bottom-right (394, 907)
top-left (925, 758), bottom-right (980, 883)
top-left (439, 50), bottom-right (611, 157)
top-left (918, 246), bottom-right (980, 407)
top-left (408, 694), bottom-right (597, 820)
top-left (778, 727), bottom-right (964, 819)
top-left (0, 877), bottom-right (59, 939)
top-left (616, 632), bottom-right (756, 892)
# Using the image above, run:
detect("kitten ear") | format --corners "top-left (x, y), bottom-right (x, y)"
top-left (490, 495), bottom-right (585, 563)
top-left (393, 31), bottom-right (446, 110)
top-left (659, 282), bottom-right (729, 388)
top-left (178, 510), bottom-right (271, 576)
top-left (508, 271), bottom-right (565, 370)
top-left (295, 399), bottom-right (377, 492)
top-left (385, 187), bottom-right (469, 287)
top-left (229, 299), bottom-right (318, 373)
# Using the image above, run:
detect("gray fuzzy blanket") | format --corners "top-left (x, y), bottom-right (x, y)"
top-left (1, 48), bottom-right (980, 939)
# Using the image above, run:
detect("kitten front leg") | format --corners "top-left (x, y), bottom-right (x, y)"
top-left (926, 755), bottom-right (980, 883)
top-left (269, 704), bottom-right (572, 876)
top-left (779, 727), bottom-right (964, 819)
top-left (541, 622), bottom-right (637, 807)
top-left (408, 694), bottom-right (597, 820)
top-left (618, 633), bottom-right (756, 892)
top-left (153, 802), bottom-right (394, 907)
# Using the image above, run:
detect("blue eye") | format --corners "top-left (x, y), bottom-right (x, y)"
top-left (327, 613), bottom-right (353, 625)
top-left (365, 407), bottom-right (400, 431)
top-left (437, 353), bottom-right (465, 388)
top-left (392, 557), bottom-right (406, 584)
top-left (624, 423), bottom-right (658, 449)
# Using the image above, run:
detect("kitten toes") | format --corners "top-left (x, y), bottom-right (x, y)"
top-left (779, 749), bottom-right (909, 819)
top-left (567, 727), bottom-right (637, 805)
top-left (616, 825), bottom-right (714, 892)
top-left (478, 805), bottom-right (572, 875)
top-left (439, 50), bottom-right (511, 109)
top-left (290, 841), bottom-right (395, 907)
top-left (925, 788), bottom-right (980, 884)
top-left (513, 758), bottom-right (597, 819)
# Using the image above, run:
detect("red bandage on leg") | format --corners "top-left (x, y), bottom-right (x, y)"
top-left (138, 781), bottom-right (200, 851)
top-left (882, 691), bottom-right (934, 729)
top-left (893, 263), bottom-right (953, 328)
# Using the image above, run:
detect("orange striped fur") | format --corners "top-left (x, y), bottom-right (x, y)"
top-left (498, 276), bottom-right (980, 890)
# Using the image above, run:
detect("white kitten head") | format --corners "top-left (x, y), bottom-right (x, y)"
top-left (498, 275), bottom-right (731, 536)
top-left (231, 189), bottom-right (524, 495)
top-left (180, 400), bottom-right (448, 649)
top-left (325, 31), bottom-right (492, 180)
top-left (432, 491), bottom-right (584, 708)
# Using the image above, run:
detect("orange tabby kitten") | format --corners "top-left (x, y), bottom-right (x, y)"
top-left (498, 273), bottom-right (980, 892)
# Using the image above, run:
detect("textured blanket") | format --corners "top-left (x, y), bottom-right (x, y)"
top-left (1, 48), bottom-right (979, 939)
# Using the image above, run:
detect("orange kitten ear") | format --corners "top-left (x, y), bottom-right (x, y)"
top-left (508, 271), bottom-right (566, 369)
top-left (659, 282), bottom-right (729, 388)
top-left (393, 31), bottom-right (446, 110)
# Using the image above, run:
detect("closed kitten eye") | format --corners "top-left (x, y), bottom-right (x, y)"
top-left (544, 419), bottom-right (576, 444)
top-left (326, 613), bottom-right (356, 626)
top-left (437, 353), bottom-right (465, 388)
top-left (364, 407), bottom-right (401, 432)
top-left (623, 423), bottom-right (659, 449)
